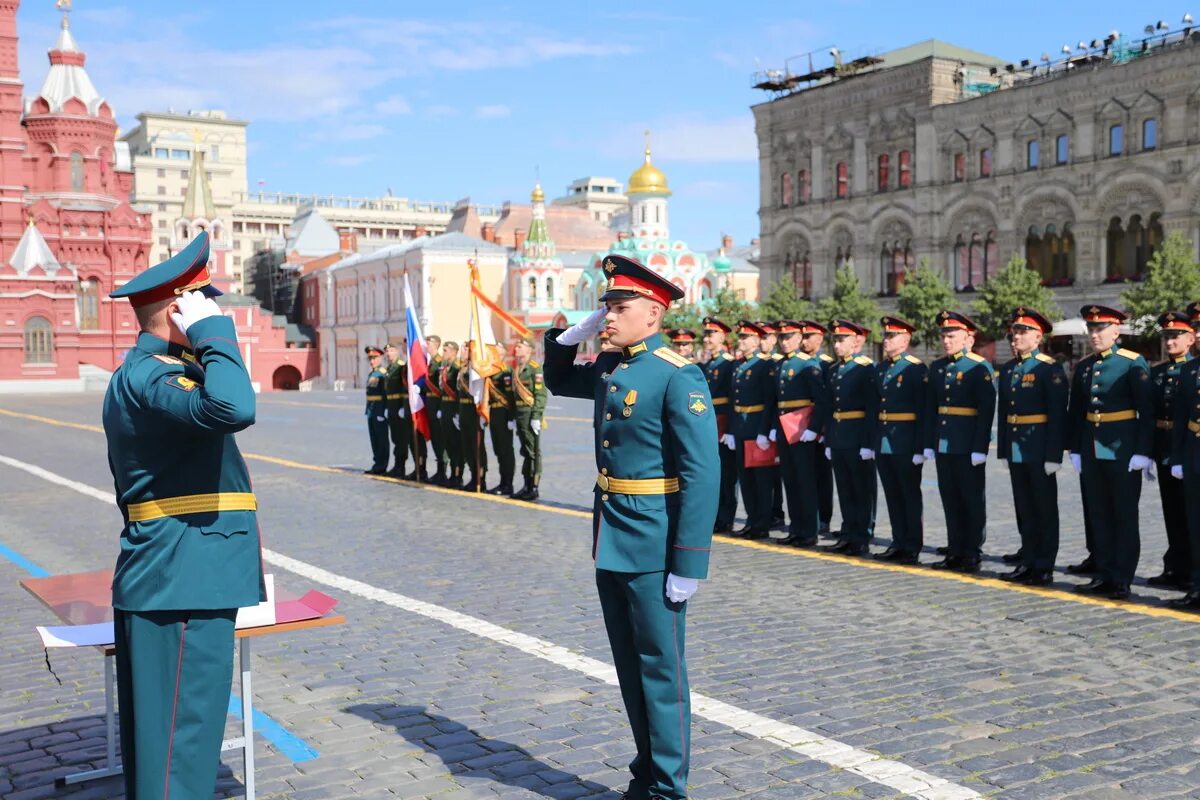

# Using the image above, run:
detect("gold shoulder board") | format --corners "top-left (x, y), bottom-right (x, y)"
top-left (529, 359), bottom-right (541, 368)
top-left (721, 352), bottom-right (734, 361)
top-left (820, 353), bottom-right (834, 362)
top-left (1036, 353), bottom-right (1054, 363)
top-left (1117, 348), bottom-right (1139, 360)
top-left (771, 353), bottom-right (783, 361)
top-left (854, 355), bottom-right (873, 365)
top-left (966, 352), bottom-right (986, 362)
top-left (904, 354), bottom-right (922, 364)
top-left (653, 347), bottom-right (690, 368)
top-left (152, 354), bottom-right (183, 365)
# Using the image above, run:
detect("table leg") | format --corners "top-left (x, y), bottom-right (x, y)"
top-left (55, 652), bottom-right (124, 787)
top-left (240, 637), bottom-right (255, 800)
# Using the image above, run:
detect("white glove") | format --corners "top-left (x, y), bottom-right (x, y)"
top-left (721, 433), bottom-right (736, 450)
top-left (1069, 452), bottom-right (1082, 473)
top-left (398, 408), bottom-right (406, 419)
top-left (768, 429), bottom-right (777, 442)
top-left (532, 419), bottom-right (542, 435)
top-left (1128, 455), bottom-right (1152, 472)
top-left (755, 435), bottom-right (770, 451)
top-left (375, 416), bottom-right (385, 422)
top-left (451, 415), bottom-right (460, 430)
top-left (1044, 461), bottom-right (1061, 476)
top-left (799, 429), bottom-right (817, 443)
top-left (824, 447), bottom-right (832, 461)
top-left (665, 573), bottom-right (699, 603)
top-left (507, 420), bottom-right (516, 431)
top-left (170, 290), bottom-right (222, 335)
top-left (912, 453), bottom-right (925, 465)
top-left (479, 416), bottom-right (487, 430)
top-left (556, 307), bottom-right (608, 346)
top-left (437, 410), bottom-right (443, 420)
top-left (1172, 464), bottom-right (1184, 480)
top-left (859, 448), bottom-right (875, 461)
top-left (923, 448), bottom-right (935, 461)
top-left (970, 452), bottom-right (987, 466)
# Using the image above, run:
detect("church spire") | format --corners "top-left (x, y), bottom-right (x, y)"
top-left (181, 141), bottom-right (216, 220)
top-left (524, 181), bottom-right (552, 254)
top-left (36, 0), bottom-right (107, 115)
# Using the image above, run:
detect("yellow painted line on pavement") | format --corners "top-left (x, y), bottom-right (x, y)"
top-left (3, 406), bottom-right (1197, 622)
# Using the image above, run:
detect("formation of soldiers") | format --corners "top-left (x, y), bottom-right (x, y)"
top-left (693, 302), bottom-right (1200, 609)
top-left (363, 335), bottom-right (547, 501)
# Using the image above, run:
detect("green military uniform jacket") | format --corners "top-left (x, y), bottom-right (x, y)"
top-left (1068, 345), bottom-right (1153, 461)
top-left (384, 358), bottom-right (409, 411)
top-left (702, 352), bottom-right (735, 436)
top-left (925, 349), bottom-right (996, 454)
top-left (103, 317), bottom-right (265, 611)
top-left (1172, 357), bottom-right (1200, 472)
top-left (490, 367), bottom-right (515, 409)
top-left (826, 352), bottom-right (877, 449)
top-left (874, 353), bottom-right (927, 455)
top-left (1153, 354), bottom-right (1191, 464)
top-left (997, 349), bottom-right (1068, 464)
top-left (775, 351), bottom-right (827, 435)
top-left (544, 330), bottom-right (719, 578)
top-left (732, 353), bottom-right (776, 440)
top-left (365, 366), bottom-right (386, 416)
top-left (424, 355), bottom-right (444, 404)
top-left (513, 359), bottom-right (548, 418)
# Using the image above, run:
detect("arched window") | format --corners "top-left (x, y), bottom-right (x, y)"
top-left (69, 152), bottom-right (83, 191)
top-left (1027, 139), bottom-right (1039, 170)
top-left (1109, 124), bottom-right (1123, 156)
top-left (835, 162), bottom-right (849, 199)
top-left (834, 243), bottom-right (853, 270)
top-left (654, 204), bottom-right (660, 223)
top-left (780, 172), bottom-right (793, 207)
top-left (969, 233), bottom-right (984, 288)
top-left (791, 252), bottom-right (812, 299)
top-left (24, 316), bottom-right (52, 363)
top-left (879, 240), bottom-right (911, 296)
top-left (545, 276), bottom-right (555, 305)
top-left (1143, 118), bottom-right (1158, 150)
top-left (798, 170), bottom-right (811, 204)
top-left (1106, 217), bottom-right (1128, 281)
top-left (527, 275), bottom-right (537, 306)
top-left (953, 152), bottom-right (965, 182)
top-left (897, 151), bottom-right (912, 188)
top-left (1055, 134), bottom-right (1069, 165)
top-left (640, 205), bottom-right (646, 223)
top-left (78, 278), bottom-right (99, 330)
top-left (876, 154), bottom-right (889, 192)
top-left (979, 148), bottom-right (993, 178)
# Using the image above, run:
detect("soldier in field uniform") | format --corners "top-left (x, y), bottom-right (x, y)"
top-left (512, 337), bottom-right (547, 501)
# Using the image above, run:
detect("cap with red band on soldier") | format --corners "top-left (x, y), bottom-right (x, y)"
top-left (110, 232), bottom-right (220, 308)
top-left (599, 254), bottom-right (684, 308)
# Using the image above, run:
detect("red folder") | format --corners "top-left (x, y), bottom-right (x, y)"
top-left (779, 406), bottom-right (815, 444)
top-left (743, 439), bottom-right (779, 468)
top-left (716, 414), bottom-right (728, 439)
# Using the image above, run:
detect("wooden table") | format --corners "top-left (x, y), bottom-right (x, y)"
top-left (21, 569), bottom-right (344, 798)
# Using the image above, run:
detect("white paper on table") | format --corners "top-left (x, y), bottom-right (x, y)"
top-left (234, 573), bottom-right (276, 630)
top-left (37, 621), bottom-right (114, 648)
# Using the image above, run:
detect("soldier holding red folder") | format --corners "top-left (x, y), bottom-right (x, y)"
top-left (732, 320), bottom-right (777, 538)
top-left (771, 320), bottom-right (827, 546)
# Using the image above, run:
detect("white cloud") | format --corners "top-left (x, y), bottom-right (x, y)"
top-left (373, 95), bottom-right (411, 116)
top-left (475, 104), bottom-right (511, 120)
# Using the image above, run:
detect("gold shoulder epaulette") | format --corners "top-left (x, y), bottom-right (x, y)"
top-left (1117, 348), bottom-right (1139, 360)
top-left (820, 353), bottom-right (833, 362)
top-left (904, 354), bottom-right (922, 364)
top-left (529, 359), bottom-right (541, 368)
top-left (796, 352), bottom-right (813, 360)
top-left (1036, 353), bottom-right (1054, 364)
top-left (721, 352), bottom-right (734, 361)
top-left (771, 353), bottom-right (783, 361)
top-left (151, 354), bottom-right (183, 365)
top-left (966, 352), bottom-right (986, 362)
top-left (854, 355), bottom-right (873, 365)
top-left (653, 347), bottom-right (690, 368)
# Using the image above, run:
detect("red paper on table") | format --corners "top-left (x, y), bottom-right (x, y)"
top-left (779, 406), bottom-right (814, 444)
top-left (743, 439), bottom-right (779, 468)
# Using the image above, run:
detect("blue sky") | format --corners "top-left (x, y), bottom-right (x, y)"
top-left (13, 1), bottom-right (1186, 249)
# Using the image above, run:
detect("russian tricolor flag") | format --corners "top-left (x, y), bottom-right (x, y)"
top-left (403, 274), bottom-right (431, 440)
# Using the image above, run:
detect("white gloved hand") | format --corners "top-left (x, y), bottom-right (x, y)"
top-left (555, 307), bottom-right (608, 346)
top-left (507, 420), bottom-right (516, 431)
top-left (824, 447), bottom-right (832, 461)
top-left (532, 419), bottom-right (542, 435)
top-left (375, 416), bottom-right (385, 422)
top-left (923, 448), bottom-right (935, 461)
top-left (721, 433), bottom-right (736, 450)
top-left (436, 410), bottom-right (443, 420)
top-left (755, 435), bottom-right (770, 451)
top-left (859, 448), bottom-right (875, 461)
top-left (799, 429), bottom-right (817, 443)
top-left (1044, 461), bottom-right (1061, 476)
top-left (1069, 452), bottom-right (1082, 473)
top-left (1128, 455), bottom-right (1153, 472)
top-left (170, 290), bottom-right (222, 335)
top-left (451, 415), bottom-right (460, 430)
top-left (912, 453), bottom-right (925, 465)
top-left (768, 429), bottom-right (777, 442)
top-left (479, 416), bottom-right (487, 430)
top-left (1172, 464), bottom-right (1184, 481)
top-left (970, 452), bottom-right (987, 466)
top-left (398, 408), bottom-right (406, 419)
top-left (665, 573), bottom-right (699, 603)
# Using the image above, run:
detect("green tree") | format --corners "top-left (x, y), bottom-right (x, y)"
top-left (970, 254), bottom-right (1060, 340)
top-left (895, 257), bottom-right (955, 346)
top-left (1120, 233), bottom-right (1200, 335)
top-left (814, 266), bottom-right (882, 341)
top-left (662, 303), bottom-right (702, 334)
top-left (663, 285), bottom-right (755, 339)
top-left (757, 277), bottom-right (813, 322)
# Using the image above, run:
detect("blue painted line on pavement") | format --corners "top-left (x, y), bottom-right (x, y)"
top-left (228, 694), bottom-right (319, 762)
top-left (0, 541), bottom-right (49, 577)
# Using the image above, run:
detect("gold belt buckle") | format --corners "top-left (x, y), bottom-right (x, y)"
top-left (596, 473), bottom-right (610, 491)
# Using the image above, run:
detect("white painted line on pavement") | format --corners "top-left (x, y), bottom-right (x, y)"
top-left (0, 453), bottom-right (980, 800)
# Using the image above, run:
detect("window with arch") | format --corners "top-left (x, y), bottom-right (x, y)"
top-left (790, 251), bottom-right (812, 299)
top-left (898, 151), bottom-right (912, 188)
top-left (1026, 139), bottom-right (1039, 170)
top-left (1105, 212), bottom-right (1163, 282)
top-left (952, 230), bottom-right (997, 290)
top-left (879, 240), bottom-right (912, 296)
top-left (1108, 124), bottom-right (1123, 156)
top-left (833, 243), bottom-right (854, 271)
top-left (1142, 118), bottom-right (1157, 150)
top-left (78, 278), bottom-right (99, 330)
top-left (979, 148), bottom-right (993, 178)
top-left (654, 205), bottom-right (660, 224)
top-left (640, 205), bottom-right (647, 223)
top-left (69, 152), bottom-right (83, 191)
top-left (527, 275), bottom-right (538, 306)
top-left (1025, 224), bottom-right (1076, 286)
top-left (877, 154), bottom-right (890, 192)
top-left (780, 172), bottom-right (793, 207)
top-left (797, 169), bottom-right (811, 204)
top-left (953, 152), bottom-right (965, 182)
top-left (24, 316), bottom-right (52, 363)
top-left (1055, 134), bottom-right (1069, 165)
top-left (835, 162), bottom-right (849, 199)
top-left (545, 276), bottom-right (555, 306)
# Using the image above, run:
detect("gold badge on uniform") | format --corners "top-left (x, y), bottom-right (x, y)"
top-left (688, 392), bottom-right (708, 416)
top-left (604, 259), bottom-right (616, 273)
top-left (624, 389), bottom-right (638, 405)
top-left (166, 375), bottom-right (197, 392)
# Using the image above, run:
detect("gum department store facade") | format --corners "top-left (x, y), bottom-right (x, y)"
top-left (754, 35), bottom-right (1200, 326)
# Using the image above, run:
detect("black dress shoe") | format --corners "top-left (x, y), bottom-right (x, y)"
top-left (1001, 565), bottom-right (1031, 582)
top-left (736, 527), bottom-right (769, 540)
top-left (792, 537), bottom-right (818, 547)
top-left (1066, 556), bottom-right (1097, 575)
top-left (956, 557), bottom-right (981, 574)
top-left (1074, 578), bottom-right (1112, 595)
top-left (931, 555), bottom-right (960, 570)
top-left (1168, 591), bottom-right (1200, 610)
top-left (935, 545), bottom-right (950, 556)
top-left (487, 483), bottom-right (511, 495)
top-left (819, 527), bottom-right (841, 540)
top-left (1103, 584), bottom-right (1131, 600)
top-left (364, 468), bottom-right (385, 475)
top-left (1024, 570), bottom-right (1053, 587)
top-left (1147, 571), bottom-right (1188, 589)
top-left (404, 470), bottom-right (419, 481)
top-left (713, 522), bottom-right (734, 534)
top-left (875, 547), bottom-right (902, 560)
top-left (1001, 551), bottom-right (1023, 564)
top-left (824, 540), bottom-right (867, 556)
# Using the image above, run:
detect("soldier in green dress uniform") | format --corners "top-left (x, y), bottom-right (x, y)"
top-left (486, 354), bottom-right (517, 496)
top-left (1067, 305), bottom-right (1154, 600)
top-left (544, 254), bottom-right (718, 800)
top-left (457, 344), bottom-right (487, 492)
top-left (732, 320), bottom-right (777, 539)
top-left (872, 316), bottom-right (927, 565)
top-left (384, 342), bottom-right (414, 478)
top-left (424, 335), bottom-right (447, 483)
top-left (771, 320), bottom-right (826, 546)
top-left (799, 321), bottom-right (836, 537)
top-left (924, 311), bottom-right (995, 574)
top-left (512, 337), bottom-right (547, 501)
top-left (1147, 311), bottom-right (1195, 590)
top-left (364, 346), bottom-right (390, 474)
top-left (668, 328), bottom-right (698, 362)
top-left (758, 322), bottom-right (786, 528)
top-left (701, 317), bottom-right (738, 533)
top-left (104, 231), bottom-right (266, 800)
top-left (1170, 305), bottom-right (1200, 609)
top-left (997, 309), bottom-right (1068, 586)
top-left (439, 342), bottom-right (464, 488)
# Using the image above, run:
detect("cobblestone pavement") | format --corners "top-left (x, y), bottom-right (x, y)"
top-left (0, 391), bottom-right (1199, 799)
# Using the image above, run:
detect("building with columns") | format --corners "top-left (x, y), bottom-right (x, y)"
top-left (753, 32), bottom-right (1200, 320)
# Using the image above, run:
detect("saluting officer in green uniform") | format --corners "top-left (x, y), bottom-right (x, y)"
top-left (770, 320), bottom-right (826, 546)
top-left (439, 342), bottom-right (465, 488)
top-left (873, 316), bottom-right (927, 565)
top-left (364, 345), bottom-right (390, 475)
top-left (701, 317), bottom-right (738, 533)
top-left (486, 355), bottom-right (517, 496)
top-left (799, 321), bottom-right (837, 537)
top-left (1067, 305), bottom-right (1154, 600)
top-left (544, 254), bottom-right (718, 800)
top-left (823, 320), bottom-right (878, 557)
top-left (457, 343), bottom-right (488, 492)
top-left (924, 311), bottom-right (995, 574)
top-left (512, 336), bottom-right (547, 501)
top-left (1148, 311), bottom-right (1195, 590)
top-left (424, 335), bottom-right (447, 483)
top-left (997, 309), bottom-right (1068, 586)
top-left (1169, 304), bottom-right (1200, 609)
top-left (104, 232), bottom-right (266, 800)
top-left (732, 320), bottom-right (777, 539)
top-left (384, 342), bottom-right (414, 478)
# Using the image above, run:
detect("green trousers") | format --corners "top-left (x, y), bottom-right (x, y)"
top-left (114, 608), bottom-right (237, 800)
top-left (489, 405), bottom-right (516, 487)
top-left (514, 409), bottom-right (542, 487)
top-left (596, 570), bottom-right (690, 800)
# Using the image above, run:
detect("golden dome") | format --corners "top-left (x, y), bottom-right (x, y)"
top-left (531, 182), bottom-right (544, 203)
top-left (627, 133), bottom-right (670, 196)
